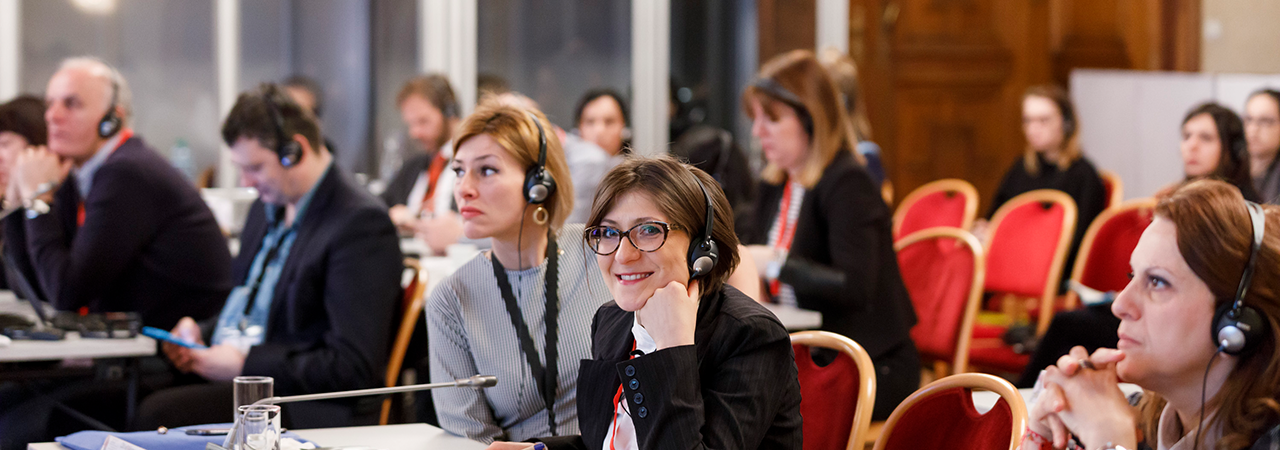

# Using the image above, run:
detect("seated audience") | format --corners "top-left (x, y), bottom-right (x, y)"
top-left (134, 83), bottom-right (403, 428)
top-left (1246, 89), bottom-right (1280, 204)
top-left (382, 74), bottom-right (465, 255)
top-left (8, 57), bottom-right (230, 330)
top-left (978, 85), bottom-right (1107, 275)
top-left (574, 88), bottom-right (630, 159)
top-left (428, 102), bottom-right (611, 442)
top-left (1019, 100), bottom-right (1264, 387)
top-left (1022, 179), bottom-right (1280, 450)
top-left (1178, 102), bottom-right (1261, 202)
top-left (492, 156), bottom-right (803, 450)
top-left (819, 48), bottom-right (887, 187)
top-left (742, 49), bottom-right (919, 419)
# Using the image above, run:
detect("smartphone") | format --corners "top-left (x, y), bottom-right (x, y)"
top-left (141, 326), bottom-right (208, 349)
top-left (185, 428), bottom-right (230, 436)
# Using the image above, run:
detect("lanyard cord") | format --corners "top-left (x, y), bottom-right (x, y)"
top-left (490, 234), bottom-right (561, 436)
top-left (240, 210), bottom-right (295, 331)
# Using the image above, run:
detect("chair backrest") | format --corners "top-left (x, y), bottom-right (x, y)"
top-left (893, 179), bottom-right (979, 240)
top-left (1099, 170), bottom-right (1124, 211)
top-left (791, 331), bottom-right (877, 450)
top-left (872, 373), bottom-right (1027, 450)
top-left (984, 189), bottom-right (1077, 335)
top-left (381, 258), bottom-right (429, 425)
top-left (1064, 198), bottom-right (1155, 309)
top-left (895, 227), bottom-right (985, 374)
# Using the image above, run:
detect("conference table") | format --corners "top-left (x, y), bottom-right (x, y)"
top-left (28, 423), bottom-right (488, 450)
top-left (0, 291), bottom-right (157, 420)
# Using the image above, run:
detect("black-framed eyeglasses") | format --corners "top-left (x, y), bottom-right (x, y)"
top-left (584, 221), bottom-right (677, 255)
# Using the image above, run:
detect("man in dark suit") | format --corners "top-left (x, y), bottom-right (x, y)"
top-left (134, 84), bottom-right (403, 429)
top-left (9, 57), bottom-right (231, 329)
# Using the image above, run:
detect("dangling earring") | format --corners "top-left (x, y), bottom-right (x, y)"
top-left (532, 206), bottom-right (549, 225)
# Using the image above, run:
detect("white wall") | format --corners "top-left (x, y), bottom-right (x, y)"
top-left (1071, 69), bottom-right (1280, 200)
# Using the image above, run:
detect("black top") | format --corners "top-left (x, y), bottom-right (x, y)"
top-left (13, 136), bottom-right (232, 330)
top-left (539, 285), bottom-right (803, 450)
top-left (987, 154), bottom-right (1107, 279)
top-left (744, 150), bottom-right (918, 361)
top-left (219, 163), bottom-right (403, 427)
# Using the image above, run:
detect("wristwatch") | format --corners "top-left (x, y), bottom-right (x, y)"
top-left (1100, 444), bottom-right (1130, 450)
top-left (25, 198), bottom-right (50, 219)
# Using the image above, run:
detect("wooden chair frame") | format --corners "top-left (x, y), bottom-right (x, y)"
top-left (1099, 170), bottom-right (1124, 210)
top-left (790, 331), bottom-right (877, 450)
top-left (894, 227), bottom-right (986, 376)
top-left (984, 189), bottom-right (1077, 336)
top-left (871, 373), bottom-right (1028, 450)
top-left (892, 179), bottom-right (979, 239)
top-left (380, 258), bottom-right (429, 425)
top-left (1063, 198), bottom-right (1156, 309)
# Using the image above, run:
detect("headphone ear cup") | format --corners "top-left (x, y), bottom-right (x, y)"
top-left (1213, 301), bottom-right (1268, 355)
top-left (279, 140), bottom-right (303, 168)
top-left (523, 166), bottom-right (556, 204)
top-left (687, 238), bottom-right (719, 278)
top-left (98, 115), bottom-right (121, 138)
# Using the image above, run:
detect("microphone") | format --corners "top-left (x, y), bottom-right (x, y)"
top-left (251, 375), bottom-right (498, 405)
top-left (222, 375), bottom-right (497, 446)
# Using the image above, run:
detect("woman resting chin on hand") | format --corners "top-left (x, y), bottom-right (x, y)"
top-left (489, 156), bottom-right (803, 450)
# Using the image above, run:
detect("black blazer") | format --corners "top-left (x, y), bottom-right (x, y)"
top-left (745, 151), bottom-right (917, 360)
top-left (16, 136), bottom-right (231, 330)
top-left (231, 164), bottom-right (403, 426)
top-left (541, 286), bottom-right (803, 450)
top-left (379, 152), bottom-right (433, 208)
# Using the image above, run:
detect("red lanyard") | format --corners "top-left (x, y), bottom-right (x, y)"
top-left (78, 129), bottom-right (133, 227)
top-left (609, 340), bottom-right (639, 450)
top-left (768, 182), bottom-right (799, 296)
top-left (419, 152), bottom-right (448, 214)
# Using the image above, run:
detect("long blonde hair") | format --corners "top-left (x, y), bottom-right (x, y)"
top-left (1022, 85), bottom-right (1083, 176)
top-left (742, 49), bottom-right (862, 188)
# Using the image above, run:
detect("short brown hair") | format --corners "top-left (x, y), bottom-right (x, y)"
top-left (221, 83), bottom-right (323, 154)
top-left (1139, 179), bottom-right (1280, 449)
top-left (453, 101), bottom-right (574, 232)
top-left (585, 155), bottom-right (741, 296)
top-left (1022, 85), bottom-right (1083, 175)
top-left (743, 49), bottom-right (860, 188)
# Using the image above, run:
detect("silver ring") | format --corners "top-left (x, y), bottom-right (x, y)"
top-left (1078, 358), bottom-right (1096, 370)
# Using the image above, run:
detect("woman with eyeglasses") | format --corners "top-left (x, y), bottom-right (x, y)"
top-left (427, 101), bottom-right (611, 443)
top-left (485, 156), bottom-right (802, 450)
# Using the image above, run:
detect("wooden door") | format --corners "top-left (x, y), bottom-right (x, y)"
top-left (841, 0), bottom-right (1199, 211)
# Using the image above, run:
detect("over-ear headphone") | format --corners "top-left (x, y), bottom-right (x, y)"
top-left (98, 76), bottom-right (122, 138)
top-left (523, 112), bottom-right (557, 204)
top-left (751, 78), bottom-right (815, 138)
top-left (688, 176), bottom-right (720, 278)
top-left (262, 85), bottom-right (304, 168)
top-left (1212, 201), bottom-right (1271, 355)
top-left (1058, 97), bottom-right (1077, 140)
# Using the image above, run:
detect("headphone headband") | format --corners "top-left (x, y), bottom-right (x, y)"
top-left (261, 85), bottom-right (304, 167)
top-left (750, 78), bottom-right (815, 138)
top-left (1234, 201), bottom-right (1266, 308)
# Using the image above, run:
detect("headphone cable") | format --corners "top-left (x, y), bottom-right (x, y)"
top-left (1191, 349), bottom-right (1222, 450)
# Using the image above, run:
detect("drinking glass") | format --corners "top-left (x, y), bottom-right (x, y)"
top-left (232, 376), bottom-right (273, 418)
top-left (230, 404), bottom-right (281, 450)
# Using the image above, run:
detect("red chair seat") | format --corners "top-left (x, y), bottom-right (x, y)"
top-left (795, 343), bottom-right (859, 450)
top-left (878, 386), bottom-right (1014, 450)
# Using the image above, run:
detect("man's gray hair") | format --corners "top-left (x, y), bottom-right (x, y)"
top-left (58, 57), bottom-right (132, 127)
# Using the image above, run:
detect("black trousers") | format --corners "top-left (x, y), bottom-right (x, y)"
top-left (1016, 304), bottom-right (1121, 388)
